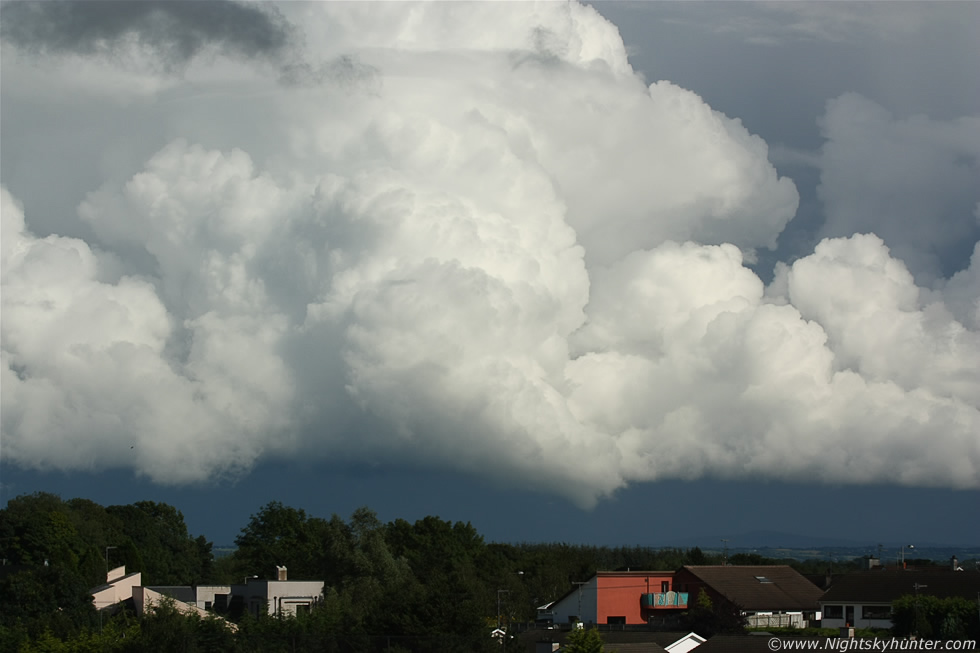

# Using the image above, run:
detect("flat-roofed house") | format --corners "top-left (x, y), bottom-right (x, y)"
top-left (548, 571), bottom-right (687, 626)
top-left (232, 566), bottom-right (324, 618)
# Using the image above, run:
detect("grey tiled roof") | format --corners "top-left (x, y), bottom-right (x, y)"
top-left (680, 566), bottom-right (823, 611)
top-left (820, 571), bottom-right (980, 604)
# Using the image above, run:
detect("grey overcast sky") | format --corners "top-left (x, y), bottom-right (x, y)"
top-left (2, 2), bottom-right (978, 548)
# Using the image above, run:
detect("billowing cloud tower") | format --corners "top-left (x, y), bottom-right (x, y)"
top-left (2, 1), bottom-right (978, 503)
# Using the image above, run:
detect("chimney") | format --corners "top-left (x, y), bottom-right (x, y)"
top-left (276, 565), bottom-right (287, 581)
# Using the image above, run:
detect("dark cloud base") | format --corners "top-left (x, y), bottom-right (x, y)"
top-left (2, 461), bottom-right (977, 548)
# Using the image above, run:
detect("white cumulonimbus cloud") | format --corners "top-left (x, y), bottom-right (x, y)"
top-left (1, 2), bottom-right (978, 503)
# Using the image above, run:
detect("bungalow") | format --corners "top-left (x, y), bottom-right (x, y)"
top-left (819, 570), bottom-right (980, 630)
top-left (672, 566), bottom-right (823, 628)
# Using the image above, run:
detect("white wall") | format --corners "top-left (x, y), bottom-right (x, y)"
top-left (242, 579), bottom-right (325, 617)
top-left (549, 578), bottom-right (598, 625)
top-left (92, 568), bottom-right (142, 609)
top-left (193, 585), bottom-right (231, 610)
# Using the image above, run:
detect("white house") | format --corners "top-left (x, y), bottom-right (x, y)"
top-left (91, 564), bottom-right (323, 620)
top-left (91, 565), bottom-right (142, 610)
top-left (234, 567), bottom-right (324, 618)
top-left (820, 570), bottom-right (980, 630)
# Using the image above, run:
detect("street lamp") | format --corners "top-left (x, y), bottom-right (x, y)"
top-left (105, 546), bottom-right (117, 576)
top-left (244, 574), bottom-right (258, 585)
top-left (902, 545), bottom-right (915, 569)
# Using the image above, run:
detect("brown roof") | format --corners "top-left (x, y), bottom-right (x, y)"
top-left (520, 629), bottom-right (678, 653)
top-left (680, 566), bottom-right (823, 611)
top-left (602, 644), bottom-right (668, 653)
top-left (596, 571), bottom-right (677, 576)
top-left (821, 571), bottom-right (980, 604)
top-left (602, 631), bottom-right (686, 647)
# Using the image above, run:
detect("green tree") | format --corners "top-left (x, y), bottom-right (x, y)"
top-left (233, 501), bottom-right (327, 581)
top-left (564, 626), bottom-right (605, 653)
top-left (0, 493), bottom-right (84, 569)
top-left (684, 546), bottom-right (709, 566)
top-left (682, 588), bottom-right (746, 638)
top-left (106, 501), bottom-right (211, 585)
top-left (129, 597), bottom-right (200, 653)
top-left (64, 498), bottom-right (126, 586)
top-left (892, 594), bottom-right (979, 639)
top-left (383, 515), bottom-right (493, 651)
top-left (730, 553), bottom-right (777, 566)
top-left (0, 560), bottom-right (98, 642)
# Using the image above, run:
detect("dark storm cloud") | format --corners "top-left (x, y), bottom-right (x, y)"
top-left (0, 0), bottom-right (295, 68)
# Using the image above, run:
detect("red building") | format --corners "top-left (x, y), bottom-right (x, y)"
top-left (544, 571), bottom-right (688, 625)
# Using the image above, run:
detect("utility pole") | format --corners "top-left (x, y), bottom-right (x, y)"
top-left (721, 539), bottom-right (729, 566)
top-left (913, 583), bottom-right (927, 638)
top-left (497, 589), bottom-right (510, 629)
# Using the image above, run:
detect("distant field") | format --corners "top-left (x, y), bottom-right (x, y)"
top-left (213, 546), bottom-right (237, 559)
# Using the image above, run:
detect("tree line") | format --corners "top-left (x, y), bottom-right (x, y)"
top-left (1, 492), bottom-right (863, 652)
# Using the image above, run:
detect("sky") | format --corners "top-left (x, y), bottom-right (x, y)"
top-left (1, 1), bottom-right (978, 550)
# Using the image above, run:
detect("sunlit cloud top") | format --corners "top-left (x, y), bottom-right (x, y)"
top-left (2, 1), bottom-right (978, 505)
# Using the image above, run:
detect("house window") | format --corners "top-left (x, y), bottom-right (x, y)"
top-left (661, 581), bottom-right (670, 593)
top-left (824, 605), bottom-right (843, 619)
top-left (607, 616), bottom-right (626, 625)
top-left (862, 605), bottom-right (890, 620)
top-left (204, 601), bottom-right (212, 610)
top-left (296, 604), bottom-right (310, 615)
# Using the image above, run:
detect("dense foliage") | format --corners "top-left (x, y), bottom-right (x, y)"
top-left (3, 492), bottom-right (966, 652)
top-left (891, 594), bottom-right (980, 639)
top-left (563, 626), bottom-right (607, 653)
top-left (680, 587), bottom-right (747, 637)
top-left (0, 493), bottom-right (212, 650)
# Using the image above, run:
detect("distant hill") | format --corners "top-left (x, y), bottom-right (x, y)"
top-left (654, 530), bottom-right (871, 550)
top-left (646, 530), bottom-right (980, 564)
